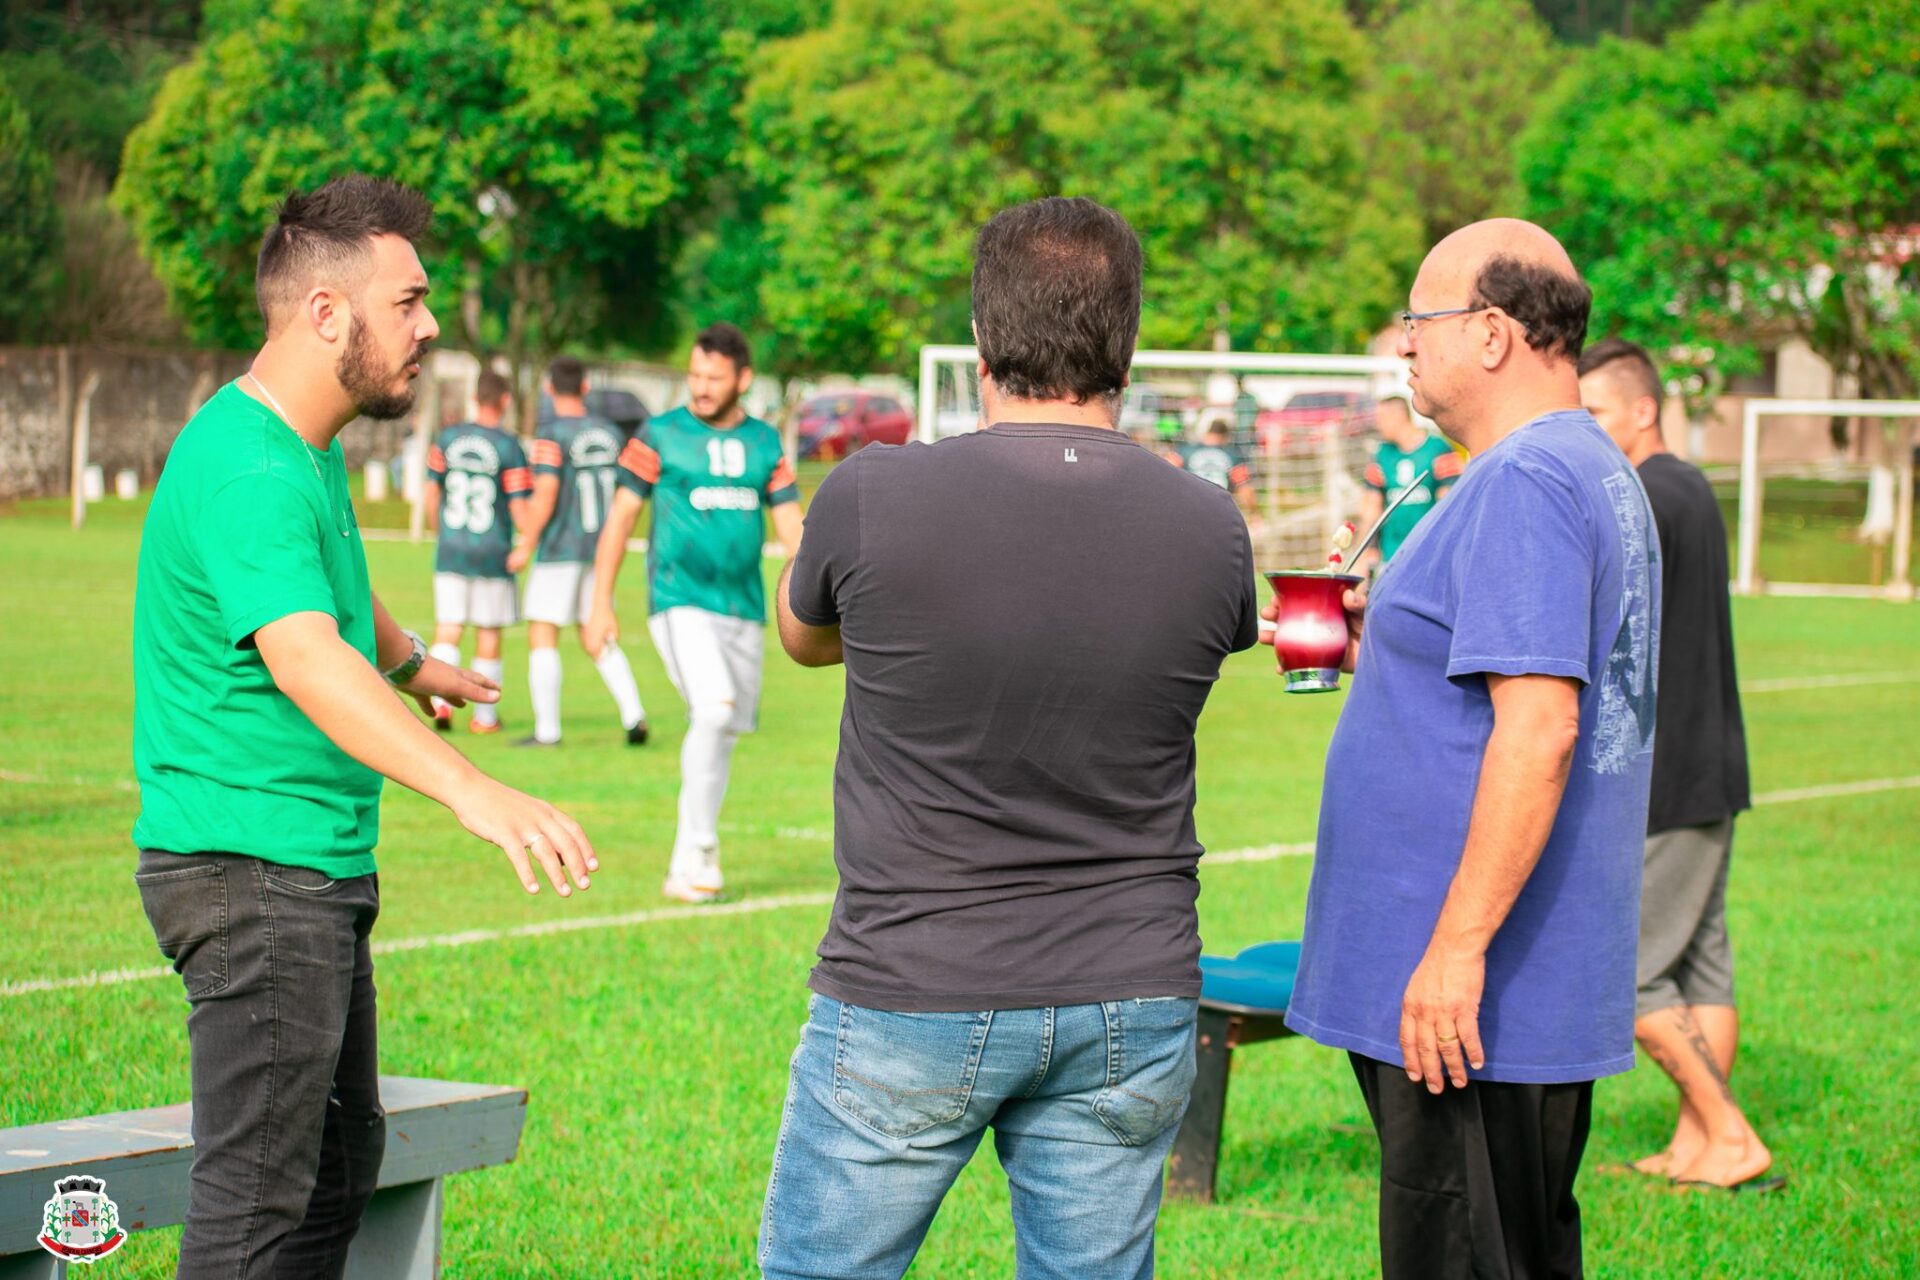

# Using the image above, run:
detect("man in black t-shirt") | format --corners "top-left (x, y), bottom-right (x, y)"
top-left (761, 198), bottom-right (1260, 1278)
top-left (1580, 338), bottom-right (1781, 1193)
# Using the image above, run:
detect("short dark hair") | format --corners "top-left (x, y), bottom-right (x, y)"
top-left (1467, 254), bottom-right (1591, 363)
top-left (256, 175), bottom-right (432, 332)
top-left (547, 355), bottom-right (586, 396)
top-left (693, 322), bottom-right (752, 371)
top-left (1577, 337), bottom-right (1663, 406)
top-left (475, 369), bottom-right (512, 407)
top-left (972, 197), bottom-right (1142, 406)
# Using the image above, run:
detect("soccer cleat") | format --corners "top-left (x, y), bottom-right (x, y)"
top-left (432, 704), bottom-right (453, 732)
top-left (470, 719), bottom-right (504, 736)
top-left (511, 734), bottom-right (560, 748)
top-left (626, 719), bottom-right (650, 746)
top-left (661, 876), bottom-right (720, 904)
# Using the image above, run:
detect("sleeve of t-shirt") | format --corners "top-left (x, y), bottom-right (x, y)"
top-left (616, 430), bottom-right (660, 499)
top-left (765, 454), bottom-right (801, 507)
top-left (1363, 458), bottom-right (1387, 492)
top-left (786, 458), bottom-right (858, 626)
top-left (196, 473), bottom-right (338, 649)
top-left (426, 431), bottom-right (449, 485)
top-left (500, 436), bottom-right (534, 500)
top-left (1446, 458), bottom-right (1594, 685)
top-left (529, 431), bottom-right (564, 477)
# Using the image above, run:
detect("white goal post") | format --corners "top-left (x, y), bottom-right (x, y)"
top-left (1736, 399), bottom-right (1919, 601)
top-left (916, 344), bottom-right (1410, 567)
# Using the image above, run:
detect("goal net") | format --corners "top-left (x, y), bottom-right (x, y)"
top-left (1733, 399), bottom-right (1919, 601)
top-left (916, 345), bottom-right (1412, 570)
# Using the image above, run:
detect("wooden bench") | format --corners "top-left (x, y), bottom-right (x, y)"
top-left (1166, 941), bottom-right (1300, 1203)
top-left (0, 1076), bottom-right (526, 1279)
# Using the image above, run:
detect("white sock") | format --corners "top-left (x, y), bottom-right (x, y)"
top-left (529, 646), bottom-right (563, 743)
top-left (472, 656), bottom-right (505, 727)
top-left (428, 643), bottom-right (461, 713)
top-left (594, 640), bottom-right (647, 730)
top-left (672, 704), bottom-right (737, 882)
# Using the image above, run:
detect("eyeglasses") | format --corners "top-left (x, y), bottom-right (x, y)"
top-left (1399, 306), bottom-right (1493, 340)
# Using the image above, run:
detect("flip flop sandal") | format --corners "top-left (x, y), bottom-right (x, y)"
top-left (1672, 1173), bottom-right (1789, 1195)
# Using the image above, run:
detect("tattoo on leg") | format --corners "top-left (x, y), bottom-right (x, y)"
top-left (1674, 1007), bottom-right (1735, 1101)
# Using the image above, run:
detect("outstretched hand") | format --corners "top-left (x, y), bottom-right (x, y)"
top-left (450, 776), bottom-right (598, 897)
top-left (397, 657), bottom-right (500, 717)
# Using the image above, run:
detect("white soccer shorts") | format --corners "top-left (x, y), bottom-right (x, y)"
top-left (648, 606), bottom-right (764, 734)
top-left (433, 574), bottom-right (519, 629)
top-left (523, 562), bottom-right (596, 626)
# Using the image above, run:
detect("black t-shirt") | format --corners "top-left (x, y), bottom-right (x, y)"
top-left (788, 422), bottom-right (1261, 1012)
top-left (1639, 452), bottom-right (1751, 833)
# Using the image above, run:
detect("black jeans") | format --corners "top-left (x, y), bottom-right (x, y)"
top-left (1351, 1052), bottom-right (1592, 1280)
top-left (137, 850), bottom-right (384, 1280)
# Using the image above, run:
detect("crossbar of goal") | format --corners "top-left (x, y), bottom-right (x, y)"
top-left (914, 344), bottom-right (1404, 444)
top-left (1736, 398), bottom-right (1920, 601)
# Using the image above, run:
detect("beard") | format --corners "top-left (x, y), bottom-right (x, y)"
top-left (339, 317), bottom-right (428, 421)
top-left (693, 386), bottom-right (741, 424)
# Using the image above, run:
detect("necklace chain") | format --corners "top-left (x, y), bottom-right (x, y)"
top-left (246, 373), bottom-right (350, 537)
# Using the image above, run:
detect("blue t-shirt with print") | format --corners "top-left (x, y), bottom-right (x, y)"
top-left (1285, 410), bottom-right (1659, 1084)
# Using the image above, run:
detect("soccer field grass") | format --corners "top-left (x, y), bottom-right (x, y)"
top-left (3, 494), bottom-right (1918, 1278)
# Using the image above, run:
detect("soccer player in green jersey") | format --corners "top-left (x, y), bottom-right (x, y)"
top-left (423, 368), bottom-right (533, 733)
top-left (584, 324), bottom-right (803, 902)
top-left (131, 175), bottom-right (595, 1275)
top-left (513, 355), bottom-right (649, 747)
top-left (1357, 393), bottom-right (1464, 571)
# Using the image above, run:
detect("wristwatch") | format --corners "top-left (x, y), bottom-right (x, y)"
top-left (383, 628), bottom-right (428, 686)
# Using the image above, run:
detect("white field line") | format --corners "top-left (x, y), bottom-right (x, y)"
top-left (3, 777), bottom-right (1917, 1000)
top-left (1740, 671), bottom-right (1920, 694)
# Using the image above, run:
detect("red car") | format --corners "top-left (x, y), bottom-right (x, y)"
top-left (796, 391), bottom-right (913, 460)
top-left (1254, 390), bottom-right (1376, 453)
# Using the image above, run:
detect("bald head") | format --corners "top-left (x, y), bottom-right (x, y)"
top-left (1416, 219), bottom-right (1589, 363)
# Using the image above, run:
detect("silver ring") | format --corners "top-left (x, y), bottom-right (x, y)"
top-left (526, 834), bottom-right (547, 848)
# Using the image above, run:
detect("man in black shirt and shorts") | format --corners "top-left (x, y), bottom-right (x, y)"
top-left (759, 197), bottom-right (1261, 1277)
top-left (1580, 338), bottom-right (1782, 1193)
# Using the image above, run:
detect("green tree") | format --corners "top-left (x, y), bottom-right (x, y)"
top-left (731, 0), bottom-right (1421, 375)
top-left (1522, 0), bottom-right (1920, 397)
top-left (1367, 0), bottom-right (1562, 251)
top-left (0, 78), bottom-right (58, 341)
top-left (117, 0), bottom-right (763, 389)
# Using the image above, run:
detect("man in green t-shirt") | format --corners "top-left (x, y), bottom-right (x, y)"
top-left (584, 324), bottom-right (803, 902)
top-left (132, 175), bottom-right (598, 1277)
top-left (1357, 393), bottom-right (1465, 571)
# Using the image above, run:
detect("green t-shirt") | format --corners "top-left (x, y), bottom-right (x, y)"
top-left (530, 414), bottom-right (624, 564)
top-left (132, 383), bottom-right (381, 877)
top-left (1363, 434), bottom-right (1464, 561)
top-left (1171, 441), bottom-right (1252, 493)
top-left (614, 407), bottom-right (801, 621)
top-left (428, 422), bottom-right (533, 579)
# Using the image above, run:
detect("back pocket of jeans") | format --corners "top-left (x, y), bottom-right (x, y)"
top-left (1093, 997), bottom-right (1199, 1146)
top-left (135, 861), bottom-right (229, 999)
top-left (832, 1003), bottom-right (990, 1140)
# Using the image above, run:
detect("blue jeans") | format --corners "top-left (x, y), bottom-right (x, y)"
top-left (759, 993), bottom-right (1199, 1280)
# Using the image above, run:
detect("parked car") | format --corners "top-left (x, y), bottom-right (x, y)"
top-left (1254, 390), bottom-right (1375, 453)
top-left (796, 391), bottom-right (913, 459)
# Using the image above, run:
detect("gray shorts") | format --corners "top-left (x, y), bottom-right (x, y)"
top-left (1635, 818), bottom-right (1736, 1018)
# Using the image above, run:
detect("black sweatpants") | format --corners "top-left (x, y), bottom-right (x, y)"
top-left (1351, 1053), bottom-right (1592, 1280)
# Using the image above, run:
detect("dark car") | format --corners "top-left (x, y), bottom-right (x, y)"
top-left (796, 391), bottom-right (913, 460)
top-left (1254, 390), bottom-right (1375, 453)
